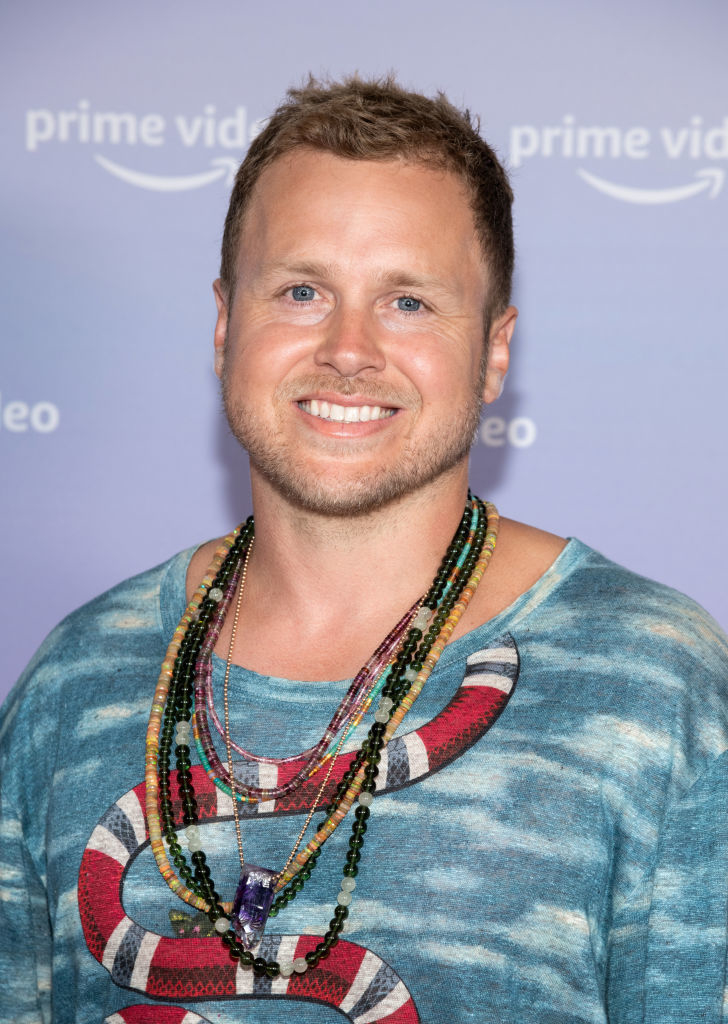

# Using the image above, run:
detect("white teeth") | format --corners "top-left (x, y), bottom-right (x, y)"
top-left (298, 400), bottom-right (395, 423)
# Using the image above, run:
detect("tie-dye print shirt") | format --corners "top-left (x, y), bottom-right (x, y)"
top-left (2, 538), bottom-right (728, 1024)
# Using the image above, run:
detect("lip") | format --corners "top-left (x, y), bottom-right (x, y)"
top-left (294, 390), bottom-right (401, 409)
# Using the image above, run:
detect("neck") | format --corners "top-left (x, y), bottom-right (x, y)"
top-left (226, 466), bottom-right (472, 679)
top-left (252, 466), bottom-right (468, 600)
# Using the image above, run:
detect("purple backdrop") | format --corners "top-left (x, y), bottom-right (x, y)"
top-left (2, 0), bottom-right (727, 698)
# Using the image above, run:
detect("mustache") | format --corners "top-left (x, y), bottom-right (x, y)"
top-left (276, 375), bottom-right (414, 406)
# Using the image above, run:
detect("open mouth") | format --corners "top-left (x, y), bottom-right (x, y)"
top-left (297, 399), bottom-right (397, 423)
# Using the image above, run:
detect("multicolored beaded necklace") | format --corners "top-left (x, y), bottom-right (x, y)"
top-left (192, 574), bottom-right (422, 801)
top-left (145, 494), bottom-right (498, 979)
top-left (202, 595), bottom-right (421, 767)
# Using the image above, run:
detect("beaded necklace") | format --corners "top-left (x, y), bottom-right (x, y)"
top-left (147, 502), bottom-right (478, 905)
top-left (202, 602), bottom-right (420, 766)
top-left (145, 495), bottom-right (498, 979)
top-left (193, 499), bottom-right (479, 813)
top-left (193, 589), bottom-right (422, 799)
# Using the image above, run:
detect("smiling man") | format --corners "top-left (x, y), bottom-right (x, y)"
top-left (213, 150), bottom-right (506, 519)
top-left (2, 76), bottom-right (728, 1024)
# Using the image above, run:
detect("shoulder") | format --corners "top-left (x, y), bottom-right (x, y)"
top-left (489, 526), bottom-right (728, 660)
top-left (458, 529), bottom-right (728, 792)
top-left (546, 538), bottom-right (727, 661)
top-left (521, 536), bottom-right (728, 704)
top-left (0, 545), bottom-right (202, 846)
top-left (1, 546), bottom-right (195, 738)
top-left (515, 538), bottom-right (728, 786)
top-left (457, 515), bottom-right (727, 694)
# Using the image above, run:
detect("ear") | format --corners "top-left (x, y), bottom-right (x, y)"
top-left (482, 306), bottom-right (517, 404)
top-left (212, 278), bottom-right (229, 379)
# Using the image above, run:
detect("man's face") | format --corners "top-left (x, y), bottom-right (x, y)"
top-left (214, 150), bottom-right (514, 516)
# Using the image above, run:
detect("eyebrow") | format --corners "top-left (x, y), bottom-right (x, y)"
top-left (257, 260), bottom-right (451, 294)
top-left (260, 260), bottom-right (335, 281)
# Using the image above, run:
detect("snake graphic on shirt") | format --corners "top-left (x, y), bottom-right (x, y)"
top-left (78, 636), bottom-right (518, 1023)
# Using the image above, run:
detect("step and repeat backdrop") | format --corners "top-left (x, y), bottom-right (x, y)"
top-left (2, 0), bottom-right (727, 696)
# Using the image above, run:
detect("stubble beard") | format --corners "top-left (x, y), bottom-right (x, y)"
top-left (221, 370), bottom-right (485, 518)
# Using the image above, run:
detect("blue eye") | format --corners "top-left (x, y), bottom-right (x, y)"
top-left (291, 285), bottom-right (316, 302)
top-left (397, 296), bottom-right (421, 312)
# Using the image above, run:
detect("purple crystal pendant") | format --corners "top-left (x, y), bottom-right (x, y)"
top-left (231, 864), bottom-right (278, 948)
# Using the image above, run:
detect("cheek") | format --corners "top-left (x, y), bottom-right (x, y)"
top-left (226, 315), bottom-right (307, 367)
top-left (401, 344), bottom-right (479, 400)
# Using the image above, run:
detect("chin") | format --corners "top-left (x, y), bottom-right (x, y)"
top-left (249, 448), bottom-right (472, 518)
top-left (224, 390), bottom-right (480, 518)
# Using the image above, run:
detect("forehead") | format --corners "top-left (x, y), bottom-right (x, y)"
top-left (237, 150), bottom-right (484, 282)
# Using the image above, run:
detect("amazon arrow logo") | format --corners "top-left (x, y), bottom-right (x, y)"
top-left (577, 167), bottom-right (724, 204)
top-left (93, 154), bottom-right (239, 191)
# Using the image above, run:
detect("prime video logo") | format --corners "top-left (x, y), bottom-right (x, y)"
top-left (510, 115), bottom-right (727, 204)
top-left (25, 103), bottom-right (727, 204)
top-left (24, 101), bottom-right (264, 191)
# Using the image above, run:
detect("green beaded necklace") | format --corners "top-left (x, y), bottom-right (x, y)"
top-left (146, 494), bottom-right (497, 979)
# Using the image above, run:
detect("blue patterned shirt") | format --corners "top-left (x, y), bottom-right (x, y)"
top-left (1, 538), bottom-right (727, 1023)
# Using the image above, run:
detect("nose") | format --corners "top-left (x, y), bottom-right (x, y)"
top-left (313, 305), bottom-right (386, 377)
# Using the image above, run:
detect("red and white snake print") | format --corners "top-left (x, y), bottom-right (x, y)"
top-left (79, 638), bottom-right (518, 1023)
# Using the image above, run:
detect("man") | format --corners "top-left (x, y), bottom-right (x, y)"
top-left (1, 76), bottom-right (727, 1024)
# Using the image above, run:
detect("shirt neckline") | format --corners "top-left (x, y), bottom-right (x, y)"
top-left (161, 536), bottom-right (594, 685)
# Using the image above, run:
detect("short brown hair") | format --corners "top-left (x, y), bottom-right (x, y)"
top-left (220, 74), bottom-right (514, 318)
